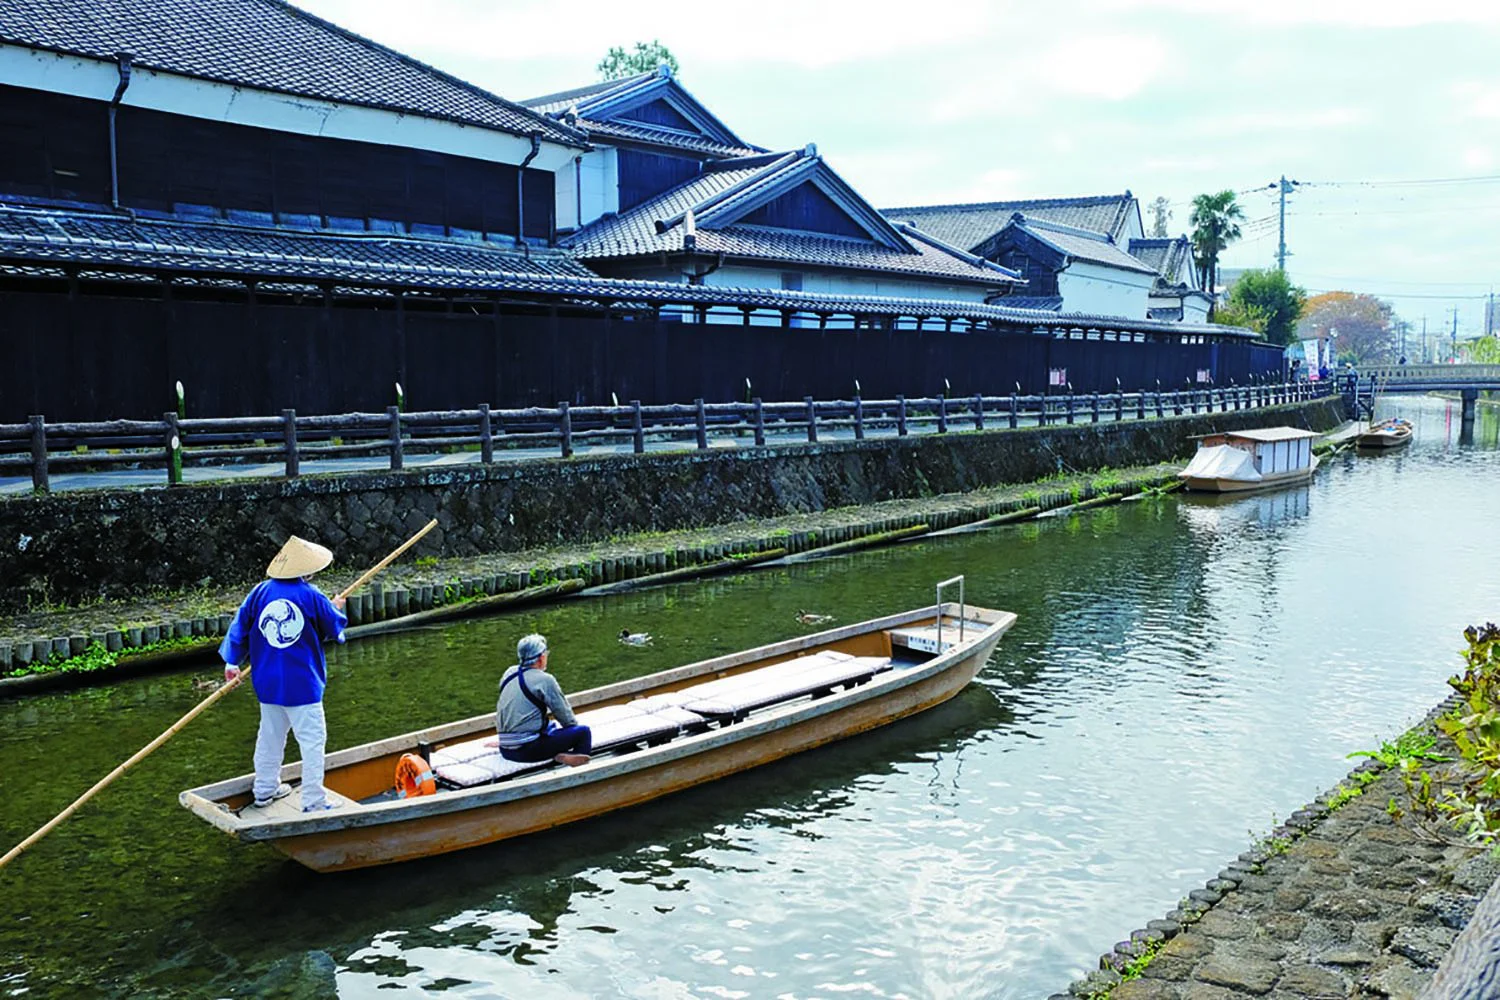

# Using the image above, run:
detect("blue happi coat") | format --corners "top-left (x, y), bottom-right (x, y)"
top-left (219, 578), bottom-right (348, 706)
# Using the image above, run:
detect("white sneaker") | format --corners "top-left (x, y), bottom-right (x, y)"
top-left (250, 782), bottom-right (293, 808)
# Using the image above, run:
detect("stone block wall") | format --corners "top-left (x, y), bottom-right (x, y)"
top-left (0, 397), bottom-right (1346, 613)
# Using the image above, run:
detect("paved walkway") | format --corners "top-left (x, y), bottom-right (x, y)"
top-left (1059, 701), bottom-right (1498, 999)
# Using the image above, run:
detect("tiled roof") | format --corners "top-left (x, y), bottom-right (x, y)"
top-left (564, 152), bottom-right (1018, 286)
top-left (0, 0), bottom-right (586, 147)
top-left (1129, 236), bottom-right (1199, 290)
top-left (574, 117), bottom-right (764, 158)
top-left (522, 66), bottom-right (754, 157)
top-left (881, 193), bottom-right (1138, 252)
top-left (1009, 216), bottom-right (1158, 275)
top-left (0, 204), bottom-right (1255, 337)
top-left (999, 295), bottom-right (1063, 311)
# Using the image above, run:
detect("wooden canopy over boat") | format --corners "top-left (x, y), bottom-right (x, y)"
top-left (1356, 418), bottom-right (1413, 449)
top-left (180, 593), bottom-right (1016, 872)
top-left (1178, 426), bottom-right (1319, 493)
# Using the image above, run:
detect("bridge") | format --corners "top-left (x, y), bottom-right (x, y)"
top-left (1338, 364), bottom-right (1500, 425)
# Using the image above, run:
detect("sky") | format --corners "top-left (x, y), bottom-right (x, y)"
top-left (300, 0), bottom-right (1500, 345)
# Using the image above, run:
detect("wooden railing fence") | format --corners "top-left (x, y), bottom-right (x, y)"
top-left (0, 380), bottom-right (1330, 492)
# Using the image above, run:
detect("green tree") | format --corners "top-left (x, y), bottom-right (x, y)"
top-left (1468, 336), bottom-right (1500, 364)
top-left (1189, 190), bottom-right (1245, 311)
top-left (598, 41), bottom-right (680, 81)
top-left (1147, 196), bottom-right (1172, 238)
top-left (1225, 269), bottom-right (1306, 344)
top-left (1213, 299), bottom-right (1268, 334)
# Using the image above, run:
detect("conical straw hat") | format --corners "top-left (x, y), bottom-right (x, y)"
top-left (266, 536), bottom-right (334, 579)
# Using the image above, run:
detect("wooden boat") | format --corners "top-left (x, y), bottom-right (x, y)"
top-left (180, 585), bottom-right (1016, 872)
top-left (1356, 418), bottom-right (1413, 449)
top-left (1178, 427), bottom-right (1320, 493)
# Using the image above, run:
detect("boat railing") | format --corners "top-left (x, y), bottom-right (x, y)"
top-left (935, 575), bottom-right (966, 649)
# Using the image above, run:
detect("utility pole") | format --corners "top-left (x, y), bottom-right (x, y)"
top-left (1422, 315), bottom-right (1428, 362)
top-left (1273, 175), bottom-right (1298, 272)
top-left (1450, 307), bottom-right (1460, 362)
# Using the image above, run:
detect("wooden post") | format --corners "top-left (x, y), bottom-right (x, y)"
top-left (1173, 392), bottom-right (1183, 416)
top-left (1155, 391), bottom-right (1164, 419)
top-left (853, 396), bottom-right (864, 440)
top-left (805, 396), bottom-right (818, 442)
top-left (896, 395), bottom-right (908, 436)
top-left (936, 395), bottom-right (948, 433)
top-left (1009, 392), bottom-right (1018, 429)
top-left (1090, 393), bottom-right (1100, 423)
top-left (479, 403), bottom-right (494, 463)
top-left (753, 397), bottom-right (766, 446)
top-left (1065, 394), bottom-right (1075, 425)
top-left (164, 412), bottom-right (182, 486)
top-left (28, 414), bottom-right (47, 493)
top-left (558, 401), bottom-right (573, 458)
top-left (1136, 393), bottom-right (1145, 420)
top-left (282, 408), bottom-right (299, 478)
top-left (1115, 393), bottom-right (1124, 421)
top-left (973, 393), bottom-right (984, 431)
top-left (631, 400), bottom-right (644, 454)
top-left (387, 405), bottom-right (404, 470)
top-left (695, 398), bottom-right (707, 450)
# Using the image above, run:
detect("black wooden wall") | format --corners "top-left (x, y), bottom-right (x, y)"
top-left (0, 84), bottom-right (554, 239)
top-left (0, 287), bottom-right (1285, 421)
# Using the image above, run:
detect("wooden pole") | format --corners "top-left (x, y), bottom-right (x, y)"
top-left (0, 518), bottom-right (437, 871)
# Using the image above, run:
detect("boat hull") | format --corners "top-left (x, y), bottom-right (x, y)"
top-left (273, 648), bottom-right (987, 871)
top-left (180, 604), bottom-right (1014, 872)
top-left (1179, 457), bottom-right (1320, 494)
top-left (1356, 431), bottom-right (1412, 449)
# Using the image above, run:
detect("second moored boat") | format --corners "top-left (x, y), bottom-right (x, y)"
top-left (1178, 427), bottom-right (1320, 493)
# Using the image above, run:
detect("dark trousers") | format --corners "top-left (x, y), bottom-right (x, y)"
top-left (500, 724), bottom-right (592, 763)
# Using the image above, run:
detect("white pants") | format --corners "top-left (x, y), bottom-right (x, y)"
top-left (253, 702), bottom-right (327, 809)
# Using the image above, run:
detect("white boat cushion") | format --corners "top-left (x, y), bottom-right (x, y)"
top-left (431, 739), bottom-right (546, 788)
top-left (680, 655), bottom-right (888, 717)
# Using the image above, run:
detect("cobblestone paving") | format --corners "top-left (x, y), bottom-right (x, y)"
top-left (1058, 714), bottom-right (1500, 1000)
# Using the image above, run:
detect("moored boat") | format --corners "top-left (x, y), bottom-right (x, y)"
top-left (180, 584), bottom-right (1016, 872)
top-left (1178, 426), bottom-right (1320, 493)
top-left (1356, 417), bottom-right (1413, 449)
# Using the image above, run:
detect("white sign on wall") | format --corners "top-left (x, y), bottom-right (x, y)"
top-left (1048, 368), bottom-right (1068, 387)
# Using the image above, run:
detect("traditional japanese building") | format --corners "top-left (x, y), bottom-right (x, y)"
top-left (1128, 236), bottom-right (1213, 323)
top-left (523, 69), bottom-right (1021, 310)
top-left (0, 0), bottom-right (1275, 422)
top-left (879, 193), bottom-right (1200, 322)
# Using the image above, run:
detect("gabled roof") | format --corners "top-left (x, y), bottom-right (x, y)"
top-left (881, 193), bottom-right (1139, 253)
top-left (523, 65), bottom-right (759, 156)
top-left (1001, 215), bottom-right (1157, 275)
top-left (562, 148), bottom-right (1020, 286)
top-left (1129, 236), bottom-right (1200, 291)
top-left (0, 0), bottom-right (586, 147)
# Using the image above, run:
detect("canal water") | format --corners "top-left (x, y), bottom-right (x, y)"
top-left (3, 395), bottom-right (1497, 1000)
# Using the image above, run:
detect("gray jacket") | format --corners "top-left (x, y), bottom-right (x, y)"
top-left (495, 664), bottom-right (577, 748)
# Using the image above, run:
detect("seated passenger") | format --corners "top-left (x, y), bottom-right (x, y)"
top-left (494, 634), bottom-right (592, 767)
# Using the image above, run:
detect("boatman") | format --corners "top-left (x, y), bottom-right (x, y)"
top-left (494, 634), bottom-right (592, 767)
top-left (220, 535), bottom-right (348, 812)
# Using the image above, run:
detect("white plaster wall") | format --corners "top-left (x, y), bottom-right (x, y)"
top-left (1182, 296), bottom-right (1211, 324)
top-left (0, 44), bottom-right (579, 170)
top-left (1056, 261), bottom-right (1154, 318)
top-left (705, 264), bottom-right (990, 304)
top-left (1117, 200), bottom-right (1145, 245)
top-left (556, 148), bottom-right (619, 232)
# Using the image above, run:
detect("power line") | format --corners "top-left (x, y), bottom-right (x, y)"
top-left (1301, 173), bottom-right (1500, 189)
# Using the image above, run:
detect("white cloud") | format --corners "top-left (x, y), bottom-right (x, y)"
top-left (1453, 82), bottom-right (1500, 119)
top-left (305, 0), bottom-right (1007, 70)
top-left (1033, 35), bottom-right (1171, 100)
top-left (1100, 0), bottom-right (1500, 26)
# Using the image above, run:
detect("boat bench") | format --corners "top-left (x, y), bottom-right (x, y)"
top-left (430, 699), bottom-right (702, 789)
top-left (633, 651), bottom-right (891, 720)
top-left (430, 651), bottom-right (892, 789)
top-left (889, 620), bottom-right (981, 656)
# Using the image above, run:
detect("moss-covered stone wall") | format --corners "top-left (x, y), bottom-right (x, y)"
top-left (0, 397), bottom-right (1346, 613)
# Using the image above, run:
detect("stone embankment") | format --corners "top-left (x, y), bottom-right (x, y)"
top-left (1057, 697), bottom-right (1500, 1000)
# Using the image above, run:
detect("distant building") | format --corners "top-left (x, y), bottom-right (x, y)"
top-left (882, 194), bottom-right (1213, 323)
top-left (1129, 236), bottom-right (1213, 323)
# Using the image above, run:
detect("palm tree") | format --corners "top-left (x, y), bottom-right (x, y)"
top-left (1189, 190), bottom-right (1245, 317)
